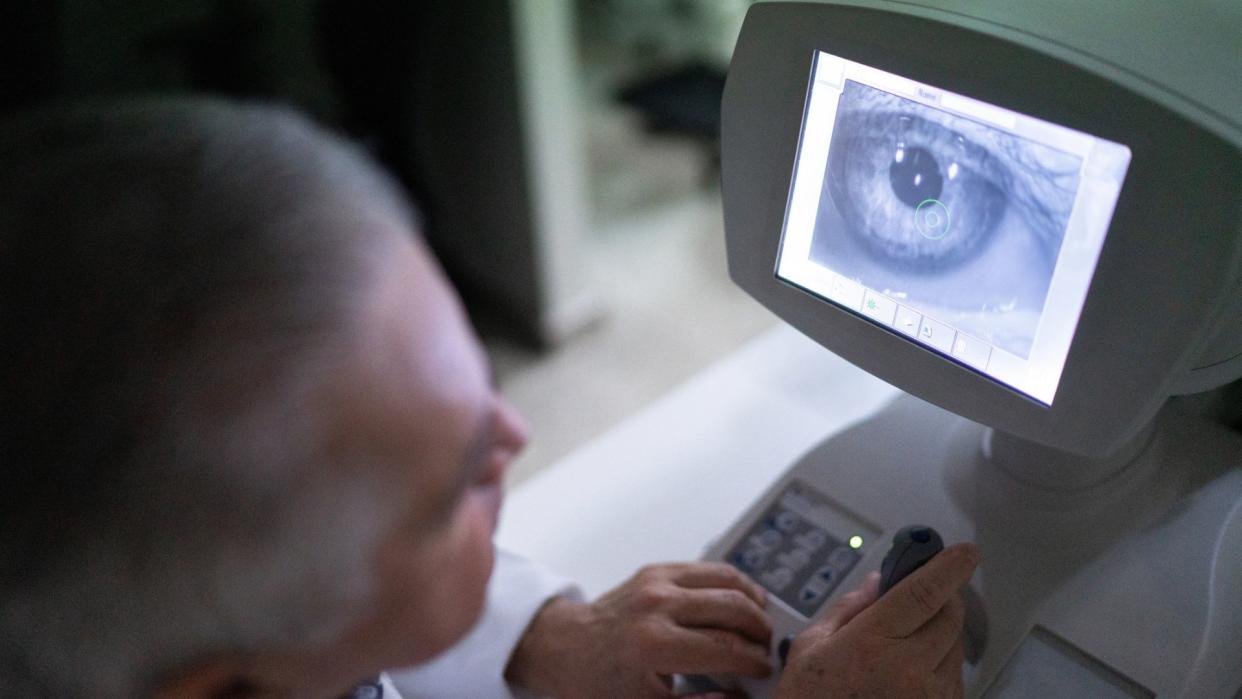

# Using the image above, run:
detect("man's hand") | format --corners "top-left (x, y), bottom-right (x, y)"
top-left (505, 562), bottom-right (773, 698)
top-left (775, 543), bottom-right (980, 699)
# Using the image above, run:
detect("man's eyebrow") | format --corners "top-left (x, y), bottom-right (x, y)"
top-left (431, 407), bottom-right (497, 523)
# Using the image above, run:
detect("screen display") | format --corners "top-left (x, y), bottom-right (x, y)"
top-left (777, 52), bottom-right (1131, 404)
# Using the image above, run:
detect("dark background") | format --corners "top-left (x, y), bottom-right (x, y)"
top-left (0, 0), bottom-right (555, 344)
top-left (0, 0), bottom-right (752, 349)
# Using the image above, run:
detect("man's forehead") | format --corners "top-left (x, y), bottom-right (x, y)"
top-left (371, 232), bottom-right (486, 390)
top-left (346, 229), bottom-right (491, 486)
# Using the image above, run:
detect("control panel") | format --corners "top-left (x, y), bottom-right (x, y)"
top-left (724, 481), bottom-right (877, 618)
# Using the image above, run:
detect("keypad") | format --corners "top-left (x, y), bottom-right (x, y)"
top-left (726, 483), bottom-right (861, 618)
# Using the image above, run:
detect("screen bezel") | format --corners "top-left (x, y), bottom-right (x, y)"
top-left (721, 2), bottom-right (1242, 456)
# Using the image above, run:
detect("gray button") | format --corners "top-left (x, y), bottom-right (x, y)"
top-left (918, 316), bottom-right (956, 354)
top-left (798, 581), bottom-right (829, 606)
top-left (773, 510), bottom-right (800, 533)
top-left (812, 565), bottom-right (836, 584)
top-left (776, 548), bottom-right (811, 573)
top-left (754, 529), bottom-right (783, 549)
top-left (861, 290), bottom-right (898, 325)
top-left (827, 274), bottom-right (865, 310)
top-left (951, 332), bottom-right (993, 369)
top-left (740, 548), bottom-right (768, 569)
top-left (761, 567), bottom-right (794, 592)
top-left (895, 305), bottom-right (923, 338)
top-left (827, 546), bottom-right (859, 570)
top-left (794, 530), bottom-right (829, 552)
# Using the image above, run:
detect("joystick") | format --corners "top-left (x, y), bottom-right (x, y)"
top-left (778, 525), bottom-right (944, 670)
top-left (879, 525), bottom-right (944, 595)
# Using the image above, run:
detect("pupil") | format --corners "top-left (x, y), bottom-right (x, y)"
top-left (889, 146), bottom-right (944, 208)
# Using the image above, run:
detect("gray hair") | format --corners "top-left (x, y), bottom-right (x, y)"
top-left (0, 99), bottom-right (414, 696)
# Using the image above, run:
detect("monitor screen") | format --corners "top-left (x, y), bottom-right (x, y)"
top-left (776, 51), bottom-right (1131, 404)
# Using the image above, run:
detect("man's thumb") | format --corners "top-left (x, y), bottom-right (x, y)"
top-left (813, 571), bottom-right (880, 636)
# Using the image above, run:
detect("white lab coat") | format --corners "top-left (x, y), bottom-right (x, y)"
top-left (385, 550), bottom-right (583, 699)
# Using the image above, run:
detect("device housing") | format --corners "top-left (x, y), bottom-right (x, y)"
top-left (722, 1), bottom-right (1242, 457)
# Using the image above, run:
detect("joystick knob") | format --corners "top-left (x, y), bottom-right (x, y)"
top-left (879, 525), bottom-right (944, 595)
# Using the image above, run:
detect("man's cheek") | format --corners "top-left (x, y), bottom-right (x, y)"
top-left (464, 501), bottom-right (496, 588)
top-left (444, 497), bottom-right (497, 580)
top-left (446, 506), bottom-right (496, 632)
top-left (475, 483), bottom-right (504, 533)
top-left (466, 495), bottom-right (499, 575)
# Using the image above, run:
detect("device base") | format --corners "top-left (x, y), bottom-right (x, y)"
top-left (705, 394), bottom-right (1242, 697)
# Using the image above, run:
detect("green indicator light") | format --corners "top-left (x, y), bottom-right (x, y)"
top-left (849, 535), bottom-right (864, 549)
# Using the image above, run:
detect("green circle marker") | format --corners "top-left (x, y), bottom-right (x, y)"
top-left (915, 198), bottom-right (951, 241)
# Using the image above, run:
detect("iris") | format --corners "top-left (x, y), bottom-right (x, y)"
top-left (826, 104), bottom-right (1007, 272)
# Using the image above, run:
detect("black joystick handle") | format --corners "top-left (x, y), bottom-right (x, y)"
top-left (778, 635), bottom-right (794, 668)
top-left (779, 526), bottom-right (944, 671)
top-left (879, 525), bottom-right (944, 596)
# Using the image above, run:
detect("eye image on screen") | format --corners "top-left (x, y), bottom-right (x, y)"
top-left (810, 80), bottom-right (1083, 358)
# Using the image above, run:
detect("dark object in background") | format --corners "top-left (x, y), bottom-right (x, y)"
top-left (142, 0), bottom-right (272, 98)
top-left (1222, 378), bottom-right (1242, 432)
top-left (616, 61), bottom-right (726, 180)
top-left (0, 0), bottom-right (565, 349)
top-left (318, 0), bottom-right (417, 181)
top-left (617, 61), bottom-right (726, 139)
top-left (0, 0), bottom-right (57, 113)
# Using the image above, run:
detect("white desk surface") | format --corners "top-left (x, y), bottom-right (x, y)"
top-left (496, 324), bottom-right (901, 598)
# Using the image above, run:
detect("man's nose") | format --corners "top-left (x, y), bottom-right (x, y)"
top-left (495, 397), bottom-right (530, 455)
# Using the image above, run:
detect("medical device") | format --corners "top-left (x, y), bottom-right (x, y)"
top-left (702, 2), bottom-right (1242, 696)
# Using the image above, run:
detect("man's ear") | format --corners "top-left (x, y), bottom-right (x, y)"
top-left (153, 658), bottom-right (263, 699)
top-left (154, 650), bottom-right (330, 699)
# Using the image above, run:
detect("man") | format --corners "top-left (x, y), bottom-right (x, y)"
top-left (0, 100), bottom-right (977, 697)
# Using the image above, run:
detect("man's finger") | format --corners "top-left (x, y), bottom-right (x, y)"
top-left (810, 571), bottom-right (880, 637)
top-left (652, 626), bottom-right (773, 679)
top-left (865, 543), bottom-right (979, 638)
top-left (907, 594), bottom-right (966, 668)
top-left (669, 562), bottom-right (767, 607)
top-left (932, 635), bottom-right (966, 697)
top-left (670, 588), bottom-right (773, 644)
